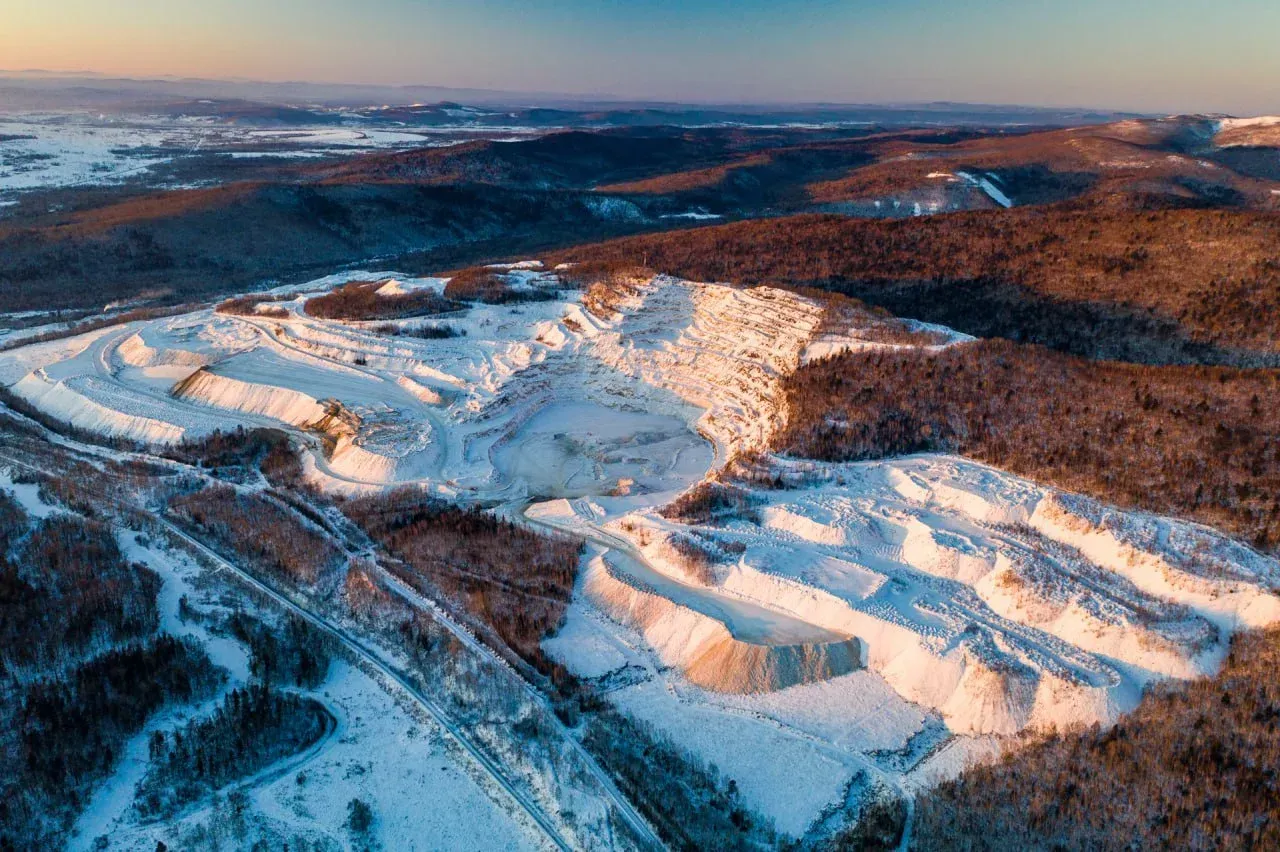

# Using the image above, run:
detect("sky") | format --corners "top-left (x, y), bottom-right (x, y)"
top-left (4, 0), bottom-right (1279, 114)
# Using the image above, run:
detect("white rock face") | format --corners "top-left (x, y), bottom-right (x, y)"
top-left (173, 367), bottom-right (330, 428)
top-left (582, 552), bottom-right (863, 694)
top-left (13, 369), bottom-right (187, 444)
top-left (586, 278), bottom-right (826, 459)
top-left (591, 455), bottom-right (1278, 738)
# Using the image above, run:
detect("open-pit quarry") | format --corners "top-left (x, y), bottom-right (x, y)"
top-left (4, 264), bottom-right (1278, 838)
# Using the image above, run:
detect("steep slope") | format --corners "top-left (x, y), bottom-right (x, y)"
top-left (777, 339), bottom-right (1280, 552)
top-left (591, 455), bottom-right (1278, 737)
top-left (579, 551), bottom-right (862, 693)
top-left (912, 624), bottom-right (1280, 850)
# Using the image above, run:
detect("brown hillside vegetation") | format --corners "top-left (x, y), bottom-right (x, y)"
top-left (10, 118), bottom-right (1273, 317)
top-left (554, 208), bottom-right (1280, 364)
top-left (341, 490), bottom-right (581, 667)
top-left (1215, 120), bottom-right (1280, 150)
top-left (40, 183), bottom-right (262, 234)
top-left (215, 294), bottom-right (290, 318)
top-left (442, 266), bottom-right (509, 301)
top-left (304, 280), bottom-right (460, 320)
top-left (776, 340), bottom-right (1280, 551)
top-left (0, 181), bottom-right (656, 314)
top-left (169, 485), bottom-right (344, 586)
top-left (659, 481), bottom-right (761, 526)
top-left (309, 130), bottom-right (733, 188)
top-left (912, 625), bottom-right (1280, 850)
top-left (591, 118), bottom-right (1280, 212)
top-left (309, 124), bottom-right (876, 190)
top-left (441, 266), bottom-right (557, 304)
top-left (592, 143), bottom-right (876, 209)
top-left (597, 154), bottom-right (774, 194)
top-left (806, 117), bottom-right (1280, 211)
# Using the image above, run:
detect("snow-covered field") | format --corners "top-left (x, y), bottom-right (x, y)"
top-left (0, 114), bottom-right (190, 193)
top-left (0, 269), bottom-right (806, 493)
top-left (532, 455), bottom-right (1279, 835)
top-left (4, 265), bottom-right (1278, 841)
top-left (0, 111), bottom-right (530, 202)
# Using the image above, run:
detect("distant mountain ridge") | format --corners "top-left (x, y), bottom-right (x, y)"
top-left (0, 71), bottom-right (1145, 127)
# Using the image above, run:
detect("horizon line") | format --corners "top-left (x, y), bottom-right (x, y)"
top-left (0, 68), bottom-right (1174, 116)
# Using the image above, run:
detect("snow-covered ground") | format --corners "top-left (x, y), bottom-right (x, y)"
top-left (0, 112), bottom-right (532, 203)
top-left (90, 652), bottom-right (545, 851)
top-left (4, 265), bottom-right (1278, 842)
top-left (0, 468), bottom-right (547, 852)
top-left (0, 114), bottom-right (185, 193)
top-left (68, 532), bottom-right (254, 851)
top-left (534, 451), bottom-right (1280, 836)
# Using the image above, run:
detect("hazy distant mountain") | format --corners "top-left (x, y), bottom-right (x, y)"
top-left (0, 70), bottom-right (1144, 128)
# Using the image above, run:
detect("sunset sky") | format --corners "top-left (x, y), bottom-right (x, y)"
top-left (5, 0), bottom-right (1278, 113)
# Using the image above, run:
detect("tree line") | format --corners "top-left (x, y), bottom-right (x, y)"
top-left (777, 339), bottom-right (1280, 552)
top-left (550, 206), bottom-right (1280, 366)
top-left (169, 485), bottom-right (344, 587)
top-left (135, 683), bottom-right (330, 819)
top-left (305, 280), bottom-right (461, 321)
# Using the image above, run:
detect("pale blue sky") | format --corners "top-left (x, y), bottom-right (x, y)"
top-left (5, 0), bottom-right (1278, 113)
